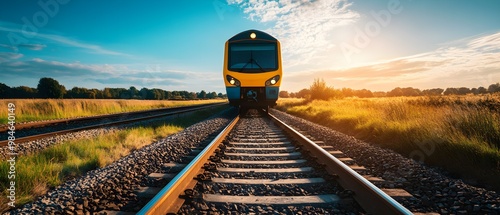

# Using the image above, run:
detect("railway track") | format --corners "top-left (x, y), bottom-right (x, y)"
top-left (131, 110), bottom-right (413, 214)
top-left (0, 103), bottom-right (226, 147)
top-left (9, 108), bottom-right (498, 214)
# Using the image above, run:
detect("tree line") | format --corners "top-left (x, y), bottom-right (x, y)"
top-left (0, 77), bottom-right (227, 100)
top-left (279, 79), bottom-right (500, 100)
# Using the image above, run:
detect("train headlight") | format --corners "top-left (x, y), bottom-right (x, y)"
top-left (265, 75), bottom-right (280, 86)
top-left (226, 75), bottom-right (240, 86)
top-left (250, 32), bottom-right (256, 39)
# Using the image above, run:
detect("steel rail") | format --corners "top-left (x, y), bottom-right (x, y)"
top-left (0, 103), bottom-right (227, 147)
top-left (138, 115), bottom-right (239, 215)
top-left (268, 113), bottom-right (413, 215)
top-left (0, 102), bottom-right (226, 133)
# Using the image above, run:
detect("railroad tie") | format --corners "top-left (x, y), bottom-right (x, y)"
top-left (204, 194), bottom-right (341, 205)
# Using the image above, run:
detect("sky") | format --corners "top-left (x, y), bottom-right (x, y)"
top-left (0, 0), bottom-right (499, 93)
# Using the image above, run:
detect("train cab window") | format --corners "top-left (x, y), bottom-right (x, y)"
top-left (229, 43), bottom-right (277, 72)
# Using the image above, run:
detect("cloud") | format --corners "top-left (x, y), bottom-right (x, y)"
top-left (0, 52), bottom-right (23, 63)
top-left (0, 58), bottom-right (223, 91)
top-left (39, 34), bottom-right (129, 56)
top-left (285, 31), bottom-right (500, 91)
top-left (0, 21), bottom-right (129, 56)
top-left (90, 76), bottom-right (185, 88)
top-left (0, 44), bottom-right (17, 51)
top-left (0, 58), bottom-right (106, 77)
top-left (228, 0), bottom-right (359, 66)
top-left (0, 43), bottom-right (46, 51)
top-left (18, 43), bottom-right (47, 51)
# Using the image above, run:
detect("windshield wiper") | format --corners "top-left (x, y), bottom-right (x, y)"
top-left (253, 58), bottom-right (266, 72)
top-left (238, 51), bottom-right (267, 72)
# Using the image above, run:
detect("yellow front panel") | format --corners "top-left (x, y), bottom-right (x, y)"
top-left (223, 41), bottom-right (282, 87)
top-left (224, 71), bottom-right (281, 87)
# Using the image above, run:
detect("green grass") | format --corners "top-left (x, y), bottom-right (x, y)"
top-left (0, 99), bottom-right (225, 124)
top-left (0, 105), bottom-right (228, 210)
top-left (276, 96), bottom-right (500, 190)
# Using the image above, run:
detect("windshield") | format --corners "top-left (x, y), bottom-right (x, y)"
top-left (228, 43), bottom-right (277, 72)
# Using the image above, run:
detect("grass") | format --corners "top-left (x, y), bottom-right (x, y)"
top-left (0, 99), bottom-right (225, 124)
top-left (0, 105), bottom-right (228, 210)
top-left (276, 95), bottom-right (500, 190)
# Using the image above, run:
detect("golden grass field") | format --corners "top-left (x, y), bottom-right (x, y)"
top-left (276, 95), bottom-right (500, 190)
top-left (0, 99), bottom-right (225, 124)
top-left (0, 105), bottom-right (227, 210)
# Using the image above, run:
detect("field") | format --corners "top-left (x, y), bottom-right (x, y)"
top-left (0, 99), bottom-right (225, 124)
top-left (0, 105), bottom-right (227, 209)
top-left (276, 95), bottom-right (500, 190)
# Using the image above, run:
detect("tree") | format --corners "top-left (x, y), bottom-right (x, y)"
top-left (387, 87), bottom-right (403, 97)
top-left (0, 83), bottom-right (11, 98)
top-left (279, 91), bottom-right (289, 98)
top-left (400, 87), bottom-right (421, 96)
top-left (179, 91), bottom-right (190, 99)
top-left (309, 78), bottom-right (338, 100)
top-left (477, 87), bottom-right (487, 94)
top-left (129, 86), bottom-right (139, 99)
top-left (152, 88), bottom-right (165, 100)
top-left (12, 86), bottom-right (37, 98)
top-left (197, 90), bottom-right (207, 99)
top-left (457, 87), bottom-right (471, 95)
top-left (67, 87), bottom-right (87, 98)
top-left (171, 91), bottom-right (181, 99)
top-left (165, 91), bottom-right (172, 100)
top-left (443, 88), bottom-right (459, 95)
top-left (341, 88), bottom-right (354, 97)
top-left (187, 92), bottom-right (197, 100)
top-left (139, 88), bottom-right (148, 99)
top-left (355, 89), bottom-right (373, 98)
top-left (372, 91), bottom-right (387, 97)
top-left (208, 92), bottom-right (217, 99)
top-left (488, 83), bottom-right (500, 93)
top-left (422, 88), bottom-right (443, 96)
top-left (296, 88), bottom-right (311, 99)
top-left (37, 77), bottom-right (66, 99)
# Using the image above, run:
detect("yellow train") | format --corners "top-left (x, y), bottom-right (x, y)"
top-left (223, 29), bottom-right (282, 111)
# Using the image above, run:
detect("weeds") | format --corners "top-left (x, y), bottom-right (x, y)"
top-left (277, 96), bottom-right (500, 190)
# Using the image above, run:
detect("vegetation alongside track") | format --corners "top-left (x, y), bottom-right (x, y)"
top-left (276, 95), bottom-right (500, 190)
top-left (0, 99), bottom-right (224, 124)
top-left (0, 105), bottom-right (228, 208)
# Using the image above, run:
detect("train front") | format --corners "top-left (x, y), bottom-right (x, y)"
top-left (223, 29), bottom-right (282, 109)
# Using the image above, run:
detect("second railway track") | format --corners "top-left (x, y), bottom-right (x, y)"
top-left (0, 103), bottom-right (226, 148)
top-left (136, 109), bottom-right (413, 214)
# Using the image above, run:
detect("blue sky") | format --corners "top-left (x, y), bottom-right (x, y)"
top-left (1, 0), bottom-right (499, 93)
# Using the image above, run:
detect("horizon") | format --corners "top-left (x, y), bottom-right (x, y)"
top-left (1, 76), bottom-right (500, 96)
top-left (1, 0), bottom-right (499, 93)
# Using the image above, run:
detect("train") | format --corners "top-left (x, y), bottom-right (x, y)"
top-left (223, 29), bottom-right (282, 112)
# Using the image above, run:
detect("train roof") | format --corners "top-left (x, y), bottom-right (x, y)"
top-left (228, 29), bottom-right (278, 42)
